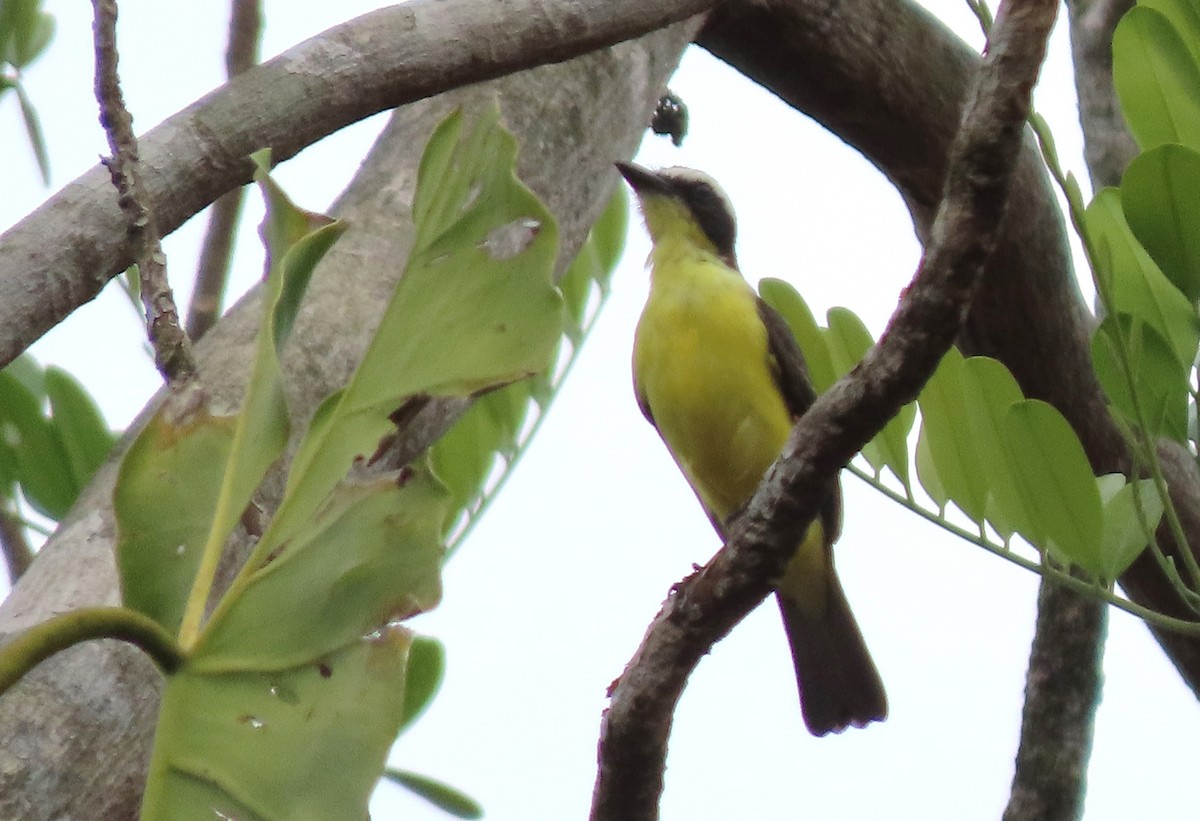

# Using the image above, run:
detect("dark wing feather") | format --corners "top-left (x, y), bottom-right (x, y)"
top-left (756, 297), bottom-right (842, 543)
top-left (633, 374), bottom-right (655, 427)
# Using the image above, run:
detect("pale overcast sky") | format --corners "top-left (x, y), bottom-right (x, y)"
top-left (1, 2), bottom-right (1196, 819)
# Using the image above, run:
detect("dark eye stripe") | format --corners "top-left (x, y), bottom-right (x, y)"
top-left (670, 175), bottom-right (737, 260)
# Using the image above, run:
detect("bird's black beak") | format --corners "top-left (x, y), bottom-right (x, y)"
top-left (615, 161), bottom-right (671, 196)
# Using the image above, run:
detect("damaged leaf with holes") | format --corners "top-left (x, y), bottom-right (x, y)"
top-left (431, 184), bottom-right (627, 545)
top-left (135, 107), bottom-right (562, 819)
top-left (140, 470), bottom-right (450, 820)
top-left (251, 102), bottom-right (565, 558)
top-left (114, 150), bottom-right (345, 636)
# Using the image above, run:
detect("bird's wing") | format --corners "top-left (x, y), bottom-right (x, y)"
top-left (633, 371), bottom-right (656, 427)
top-left (756, 297), bottom-right (842, 544)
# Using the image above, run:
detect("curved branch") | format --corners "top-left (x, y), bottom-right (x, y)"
top-left (0, 0), bottom-right (715, 370)
top-left (0, 607), bottom-right (183, 695)
top-left (592, 1), bottom-right (1059, 817)
top-left (699, 0), bottom-right (1200, 691)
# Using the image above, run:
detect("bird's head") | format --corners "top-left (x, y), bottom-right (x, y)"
top-left (615, 162), bottom-right (738, 268)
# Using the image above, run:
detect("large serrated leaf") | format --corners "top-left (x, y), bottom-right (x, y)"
top-left (429, 188), bottom-right (624, 545)
top-left (193, 474), bottom-right (446, 671)
top-left (260, 104), bottom-right (563, 558)
top-left (114, 153), bottom-right (345, 637)
top-left (142, 625), bottom-right (413, 821)
top-left (141, 469), bottom-right (448, 820)
top-left (1004, 400), bottom-right (1104, 574)
top-left (115, 409), bottom-right (237, 632)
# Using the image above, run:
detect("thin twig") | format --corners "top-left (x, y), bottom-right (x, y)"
top-left (590, 1), bottom-right (1059, 818)
top-left (187, 0), bottom-right (263, 341)
top-left (92, 0), bottom-right (195, 383)
top-left (0, 505), bottom-right (34, 584)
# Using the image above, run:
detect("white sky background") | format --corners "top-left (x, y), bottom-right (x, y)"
top-left (1, 1), bottom-right (1197, 819)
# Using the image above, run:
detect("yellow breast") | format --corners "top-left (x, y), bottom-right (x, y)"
top-left (633, 239), bottom-right (793, 525)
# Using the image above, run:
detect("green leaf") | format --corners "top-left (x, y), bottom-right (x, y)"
top-left (115, 410), bottom-right (238, 633)
top-left (1085, 188), bottom-right (1199, 367)
top-left (261, 104), bottom-right (563, 559)
top-left (1113, 6), bottom-right (1200, 151)
top-left (141, 469), bottom-right (448, 820)
top-left (3, 353), bottom-right (45, 398)
top-left (43, 367), bottom-right (115, 490)
top-left (1142, 0), bottom-right (1200, 70)
top-left (431, 389), bottom-right (516, 517)
top-left (590, 184), bottom-right (628, 281)
top-left (1, 0), bottom-right (40, 67)
top-left (142, 624), bottom-right (415, 821)
top-left (1120, 144), bottom-right (1200, 301)
top-left (193, 474), bottom-right (446, 672)
top-left (0, 368), bottom-right (74, 519)
top-left (114, 154), bottom-right (345, 635)
top-left (825, 307), bottom-right (913, 484)
top-left (757, 278), bottom-right (835, 393)
top-left (959, 356), bottom-right (1030, 540)
top-left (1098, 476), bottom-right (1164, 580)
top-left (914, 424), bottom-right (948, 510)
top-left (432, 184), bottom-right (627, 550)
top-left (1003, 400), bottom-right (1104, 574)
top-left (399, 635), bottom-right (445, 733)
top-left (916, 348), bottom-right (987, 523)
top-left (0, 0), bottom-right (52, 68)
top-left (383, 769), bottom-right (484, 819)
top-left (1092, 314), bottom-right (1189, 441)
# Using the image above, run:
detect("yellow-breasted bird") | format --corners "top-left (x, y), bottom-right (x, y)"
top-left (616, 161), bottom-right (887, 736)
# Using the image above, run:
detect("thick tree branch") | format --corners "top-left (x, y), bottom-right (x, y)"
top-left (1003, 576), bottom-right (1106, 821)
top-left (92, 0), bottom-right (194, 382)
top-left (699, 0), bottom-right (1200, 692)
top-left (0, 0), bottom-right (715, 370)
top-left (187, 0), bottom-right (263, 341)
top-left (591, 2), bottom-right (1058, 818)
top-left (1066, 0), bottom-right (1138, 190)
top-left (0, 19), bottom-right (700, 817)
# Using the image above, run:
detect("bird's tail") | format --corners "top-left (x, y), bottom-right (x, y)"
top-left (776, 571), bottom-right (887, 736)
